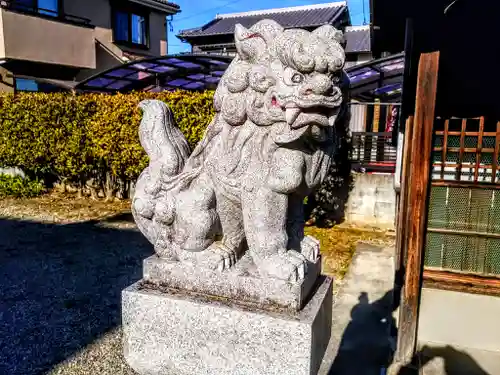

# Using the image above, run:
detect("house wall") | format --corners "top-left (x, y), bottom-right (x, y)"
top-left (64, 0), bottom-right (168, 79)
top-left (349, 102), bottom-right (367, 132)
top-left (0, 8), bottom-right (96, 69)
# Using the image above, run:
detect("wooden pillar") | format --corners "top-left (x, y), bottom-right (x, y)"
top-left (390, 51), bottom-right (440, 371)
top-left (394, 115), bottom-right (414, 304)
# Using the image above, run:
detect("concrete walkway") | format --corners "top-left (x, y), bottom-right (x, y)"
top-left (319, 243), bottom-right (396, 375)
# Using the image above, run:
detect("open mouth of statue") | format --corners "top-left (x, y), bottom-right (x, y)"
top-left (283, 105), bottom-right (333, 129)
top-left (271, 94), bottom-right (339, 129)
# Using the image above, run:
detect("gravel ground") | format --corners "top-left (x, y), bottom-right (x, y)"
top-left (0, 195), bottom-right (394, 375)
top-left (0, 207), bottom-right (147, 375)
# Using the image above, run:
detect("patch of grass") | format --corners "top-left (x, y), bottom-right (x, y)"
top-left (305, 226), bottom-right (393, 279)
top-left (0, 192), bottom-right (131, 224)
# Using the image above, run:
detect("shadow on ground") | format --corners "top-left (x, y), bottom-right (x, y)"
top-left (396, 345), bottom-right (491, 375)
top-left (327, 289), bottom-right (490, 375)
top-left (328, 289), bottom-right (397, 375)
top-left (0, 215), bottom-right (151, 375)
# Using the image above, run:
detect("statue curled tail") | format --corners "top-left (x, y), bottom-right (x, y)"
top-left (132, 99), bottom-right (191, 244)
top-left (132, 99), bottom-right (220, 256)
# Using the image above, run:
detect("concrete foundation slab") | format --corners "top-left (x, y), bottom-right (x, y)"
top-left (122, 276), bottom-right (333, 375)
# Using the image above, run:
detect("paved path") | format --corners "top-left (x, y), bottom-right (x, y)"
top-left (319, 243), bottom-right (396, 375)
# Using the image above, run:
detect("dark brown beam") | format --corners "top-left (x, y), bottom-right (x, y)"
top-left (441, 119), bottom-right (448, 179)
top-left (493, 122), bottom-right (500, 183)
top-left (394, 51), bottom-right (440, 366)
top-left (435, 131), bottom-right (497, 136)
top-left (427, 227), bottom-right (500, 239)
top-left (431, 181), bottom-right (500, 190)
top-left (433, 147), bottom-right (494, 153)
top-left (423, 269), bottom-right (500, 297)
top-left (394, 115), bottom-right (415, 308)
top-left (457, 118), bottom-right (467, 179)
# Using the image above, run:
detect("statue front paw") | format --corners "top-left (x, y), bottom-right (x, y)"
top-left (300, 235), bottom-right (320, 262)
top-left (258, 250), bottom-right (307, 282)
top-left (177, 243), bottom-right (237, 272)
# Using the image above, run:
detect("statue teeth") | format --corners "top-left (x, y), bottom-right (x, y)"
top-left (285, 107), bottom-right (301, 125)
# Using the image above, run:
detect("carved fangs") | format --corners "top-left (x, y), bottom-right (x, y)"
top-left (285, 107), bottom-right (301, 125)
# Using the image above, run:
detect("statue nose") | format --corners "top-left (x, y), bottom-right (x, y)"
top-left (307, 76), bottom-right (333, 95)
top-left (300, 86), bottom-right (314, 96)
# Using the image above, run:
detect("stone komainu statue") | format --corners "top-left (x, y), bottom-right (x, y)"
top-left (132, 19), bottom-right (350, 283)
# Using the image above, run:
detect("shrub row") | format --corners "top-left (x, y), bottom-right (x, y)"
top-left (0, 91), bottom-right (215, 199)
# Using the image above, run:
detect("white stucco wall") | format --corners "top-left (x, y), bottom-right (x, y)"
top-left (345, 172), bottom-right (396, 229)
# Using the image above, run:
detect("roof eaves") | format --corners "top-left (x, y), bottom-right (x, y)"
top-left (129, 0), bottom-right (180, 14)
top-left (345, 25), bottom-right (371, 32)
top-left (177, 18), bottom-right (220, 39)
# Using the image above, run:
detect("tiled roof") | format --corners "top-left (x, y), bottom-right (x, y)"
top-left (178, 2), bottom-right (347, 38)
top-left (345, 25), bottom-right (371, 53)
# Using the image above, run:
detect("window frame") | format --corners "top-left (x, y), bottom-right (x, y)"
top-left (15, 77), bottom-right (39, 92)
top-left (111, 3), bottom-right (150, 50)
top-left (10, 0), bottom-right (62, 18)
top-left (4, 0), bottom-right (91, 26)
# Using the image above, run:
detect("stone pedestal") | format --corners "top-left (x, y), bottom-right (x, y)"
top-left (143, 255), bottom-right (322, 310)
top-left (122, 276), bottom-right (333, 375)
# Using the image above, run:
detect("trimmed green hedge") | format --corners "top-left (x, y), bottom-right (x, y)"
top-left (0, 175), bottom-right (45, 198)
top-left (0, 91), bottom-right (215, 199)
top-left (0, 91), bottom-right (351, 226)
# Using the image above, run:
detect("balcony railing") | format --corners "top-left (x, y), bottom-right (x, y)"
top-left (0, 0), bottom-right (92, 27)
top-left (350, 132), bottom-right (397, 173)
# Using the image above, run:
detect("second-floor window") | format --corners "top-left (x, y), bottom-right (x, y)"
top-left (113, 8), bottom-right (148, 48)
top-left (12, 0), bottom-right (59, 17)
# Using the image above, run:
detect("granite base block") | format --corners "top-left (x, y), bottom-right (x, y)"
top-left (122, 276), bottom-right (333, 375)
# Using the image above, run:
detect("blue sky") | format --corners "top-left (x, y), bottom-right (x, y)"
top-left (167, 0), bottom-right (370, 54)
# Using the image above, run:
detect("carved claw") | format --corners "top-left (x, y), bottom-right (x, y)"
top-left (154, 230), bottom-right (177, 261)
top-left (258, 250), bottom-right (308, 282)
top-left (177, 243), bottom-right (238, 272)
top-left (301, 235), bottom-right (320, 262)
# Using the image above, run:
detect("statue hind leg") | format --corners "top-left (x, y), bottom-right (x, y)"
top-left (173, 173), bottom-right (238, 271)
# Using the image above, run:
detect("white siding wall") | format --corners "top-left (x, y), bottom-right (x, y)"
top-left (349, 103), bottom-right (367, 132)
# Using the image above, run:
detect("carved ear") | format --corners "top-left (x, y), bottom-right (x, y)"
top-left (235, 24), bottom-right (253, 59)
top-left (234, 24), bottom-right (250, 43)
top-left (235, 23), bottom-right (264, 62)
top-left (313, 25), bottom-right (345, 45)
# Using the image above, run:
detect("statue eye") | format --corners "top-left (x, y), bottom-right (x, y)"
top-left (291, 73), bottom-right (304, 84)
